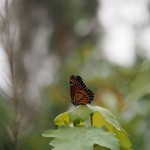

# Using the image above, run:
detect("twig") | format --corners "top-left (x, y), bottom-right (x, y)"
top-left (0, 1), bottom-right (20, 150)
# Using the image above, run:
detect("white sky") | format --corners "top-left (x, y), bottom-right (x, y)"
top-left (98, 0), bottom-right (150, 67)
top-left (0, 0), bottom-right (13, 97)
top-left (0, 0), bottom-right (12, 14)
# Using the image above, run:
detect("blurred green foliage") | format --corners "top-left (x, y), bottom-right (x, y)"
top-left (0, 0), bottom-right (150, 150)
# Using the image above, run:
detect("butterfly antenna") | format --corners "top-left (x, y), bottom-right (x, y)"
top-left (61, 94), bottom-right (71, 100)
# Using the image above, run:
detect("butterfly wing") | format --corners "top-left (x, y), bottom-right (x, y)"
top-left (73, 89), bottom-right (93, 105)
top-left (70, 75), bottom-right (94, 106)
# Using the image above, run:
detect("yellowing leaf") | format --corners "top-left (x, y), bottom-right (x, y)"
top-left (92, 112), bottom-right (110, 128)
top-left (90, 107), bottom-right (132, 150)
top-left (111, 128), bottom-right (132, 150)
top-left (89, 106), bottom-right (121, 130)
top-left (54, 112), bottom-right (70, 126)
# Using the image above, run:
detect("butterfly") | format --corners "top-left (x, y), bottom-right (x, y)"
top-left (70, 75), bottom-right (94, 106)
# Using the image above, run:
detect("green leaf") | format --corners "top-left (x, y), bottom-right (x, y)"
top-left (52, 105), bottom-right (132, 149)
top-left (42, 126), bottom-right (120, 150)
top-left (69, 105), bottom-right (93, 124)
top-left (94, 145), bottom-right (110, 150)
top-left (54, 105), bottom-right (92, 126)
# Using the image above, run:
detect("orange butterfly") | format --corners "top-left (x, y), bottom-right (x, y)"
top-left (70, 75), bottom-right (94, 106)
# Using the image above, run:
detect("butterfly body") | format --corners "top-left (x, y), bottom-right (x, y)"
top-left (70, 75), bottom-right (94, 106)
